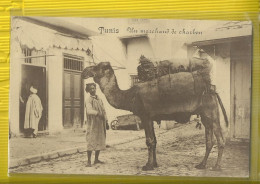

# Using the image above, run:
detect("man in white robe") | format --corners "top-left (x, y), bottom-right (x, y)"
top-left (24, 86), bottom-right (43, 138)
top-left (85, 83), bottom-right (108, 167)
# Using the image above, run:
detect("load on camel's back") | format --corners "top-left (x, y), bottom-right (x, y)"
top-left (137, 55), bottom-right (212, 86)
top-left (137, 55), bottom-right (212, 98)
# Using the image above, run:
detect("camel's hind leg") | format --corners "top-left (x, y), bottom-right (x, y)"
top-left (196, 94), bottom-right (225, 170)
top-left (212, 121), bottom-right (225, 170)
top-left (195, 116), bottom-right (214, 169)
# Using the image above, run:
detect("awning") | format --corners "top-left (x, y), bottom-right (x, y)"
top-left (185, 21), bottom-right (252, 46)
top-left (12, 18), bottom-right (92, 51)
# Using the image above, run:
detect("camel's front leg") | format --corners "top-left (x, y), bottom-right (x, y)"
top-left (152, 122), bottom-right (158, 168)
top-left (142, 119), bottom-right (156, 171)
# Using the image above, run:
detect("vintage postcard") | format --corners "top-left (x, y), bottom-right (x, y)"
top-left (9, 16), bottom-right (252, 177)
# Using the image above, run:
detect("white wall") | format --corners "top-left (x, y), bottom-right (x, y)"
top-left (47, 48), bottom-right (63, 133)
top-left (150, 35), bottom-right (187, 61)
top-left (91, 36), bottom-right (132, 89)
top-left (214, 56), bottom-right (231, 122)
top-left (48, 47), bottom-right (93, 132)
top-left (125, 37), bottom-right (154, 74)
top-left (9, 36), bottom-right (23, 135)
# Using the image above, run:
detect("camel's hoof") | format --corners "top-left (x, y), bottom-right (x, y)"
top-left (195, 163), bottom-right (206, 169)
top-left (142, 164), bottom-right (154, 171)
top-left (211, 165), bottom-right (221, 171)
top-left (153, 162), bottom-right (158, 168)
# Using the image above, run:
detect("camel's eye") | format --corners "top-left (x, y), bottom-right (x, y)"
top-left (103, 63), bottom-right (110, 70)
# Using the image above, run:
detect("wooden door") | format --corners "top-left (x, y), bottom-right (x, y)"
top-left (231, 39), bottom-right (251, 139)
top-left (63, 71), bottom-right (82, 128)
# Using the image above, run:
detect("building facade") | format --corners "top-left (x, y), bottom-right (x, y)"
top-left (10, 17), bottom-right (95, 135)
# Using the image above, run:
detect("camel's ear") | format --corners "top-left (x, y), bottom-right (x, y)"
top-left (104, 62), bottom-right (111, 66)
top-left (103, 62), bottom-right (111, 69)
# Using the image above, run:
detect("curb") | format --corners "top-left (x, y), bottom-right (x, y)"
top-left (8, 134), bottom-right (146, 169)
top-left (9, 130), bottom-right (168, 170)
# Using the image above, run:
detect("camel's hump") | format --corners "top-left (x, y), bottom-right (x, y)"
top-left (136, 71), bottom-right (207, 102)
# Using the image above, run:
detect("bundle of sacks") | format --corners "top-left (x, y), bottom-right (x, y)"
top-left (137, 55), bottom-right (212, 86)
top-left (137, 55), bottom-right (157, 82)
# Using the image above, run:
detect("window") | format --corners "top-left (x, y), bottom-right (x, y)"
top-left (130, 75), bottom-right (139, 87)
top-left (22, 47), bottom-right (32, 63)
top-left (63, 54), bottom-right (84, 72)
top-left (22, 47), bottom-right (46, 66)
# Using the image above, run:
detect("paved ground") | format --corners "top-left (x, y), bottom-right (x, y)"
top-left (9, 123), bottom-right (249, 177)
top-left (9, 128), bottom-right (148, 161)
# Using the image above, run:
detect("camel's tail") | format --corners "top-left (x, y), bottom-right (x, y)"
top-left (216, 93), bottom-right (229, 127)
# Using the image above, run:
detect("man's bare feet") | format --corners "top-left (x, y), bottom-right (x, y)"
top-left (86, 161), bottom-right (91, 167)
top-left (94, 160), bottom-right (105, 164)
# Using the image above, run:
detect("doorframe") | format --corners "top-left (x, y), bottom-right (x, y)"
top-left (20, 63), bottom-right (48, 133)
top-left (62, 53), bottom-right (84, 128)
top-left (230, 38), bottom-right (252, 140)
top-left (230, 58), bottom-right (236, 139)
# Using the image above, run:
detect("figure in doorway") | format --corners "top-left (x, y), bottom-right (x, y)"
top-left (85, 83), bottom-right (109, 167)
top-left (24, 85), bottom-right (43, 138)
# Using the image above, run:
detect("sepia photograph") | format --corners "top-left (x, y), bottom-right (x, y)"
top-left (8, 16), bottom-right (252, 177)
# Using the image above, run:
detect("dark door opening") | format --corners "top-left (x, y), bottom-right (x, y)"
top-left (20, 65), bottom-right (47, 132)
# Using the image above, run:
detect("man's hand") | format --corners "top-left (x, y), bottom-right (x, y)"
top-left (20, 96), bottom-right (24, 104)
top-left (97, 112), bottom-right (105, 121)
top-left (106, 120), bottom-right (109, 130)
top-left (97, 112), bottom-right (103, 117)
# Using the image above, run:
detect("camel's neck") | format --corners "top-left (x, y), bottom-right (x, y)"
top-left (95, 73), bottom-right (134, 112)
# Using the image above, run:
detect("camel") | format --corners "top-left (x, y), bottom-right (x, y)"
top-left (81, 62), bottom-right (228, 171)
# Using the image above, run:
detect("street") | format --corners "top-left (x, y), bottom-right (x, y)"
top-left (10, 123), bottom-right (249, 177)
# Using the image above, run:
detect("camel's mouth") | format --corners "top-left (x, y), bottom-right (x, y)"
top-left (81, 66), bottom-right (96, 79)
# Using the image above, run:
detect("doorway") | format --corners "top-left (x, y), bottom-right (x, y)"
top-left (20, 65), bottom-right (47, 132)
top-left (63, 71), bottom-right (82, 128)
top-left (63, 54), bottom-right (84, 128)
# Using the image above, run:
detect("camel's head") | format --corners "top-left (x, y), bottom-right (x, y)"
top-left (81, 62), bottom-right (113, 81)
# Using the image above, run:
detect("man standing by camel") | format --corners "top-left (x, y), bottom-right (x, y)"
top-left (85, 83), bottom-right (108, 167)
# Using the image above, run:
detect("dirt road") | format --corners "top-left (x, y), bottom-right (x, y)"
top-left (10, 123), bottom-right (249, 177)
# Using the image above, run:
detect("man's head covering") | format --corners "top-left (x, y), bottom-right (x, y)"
top-left (30, 86), bottom-right (38, 94)
top-left (85, 83), bottom-right (96, 93)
